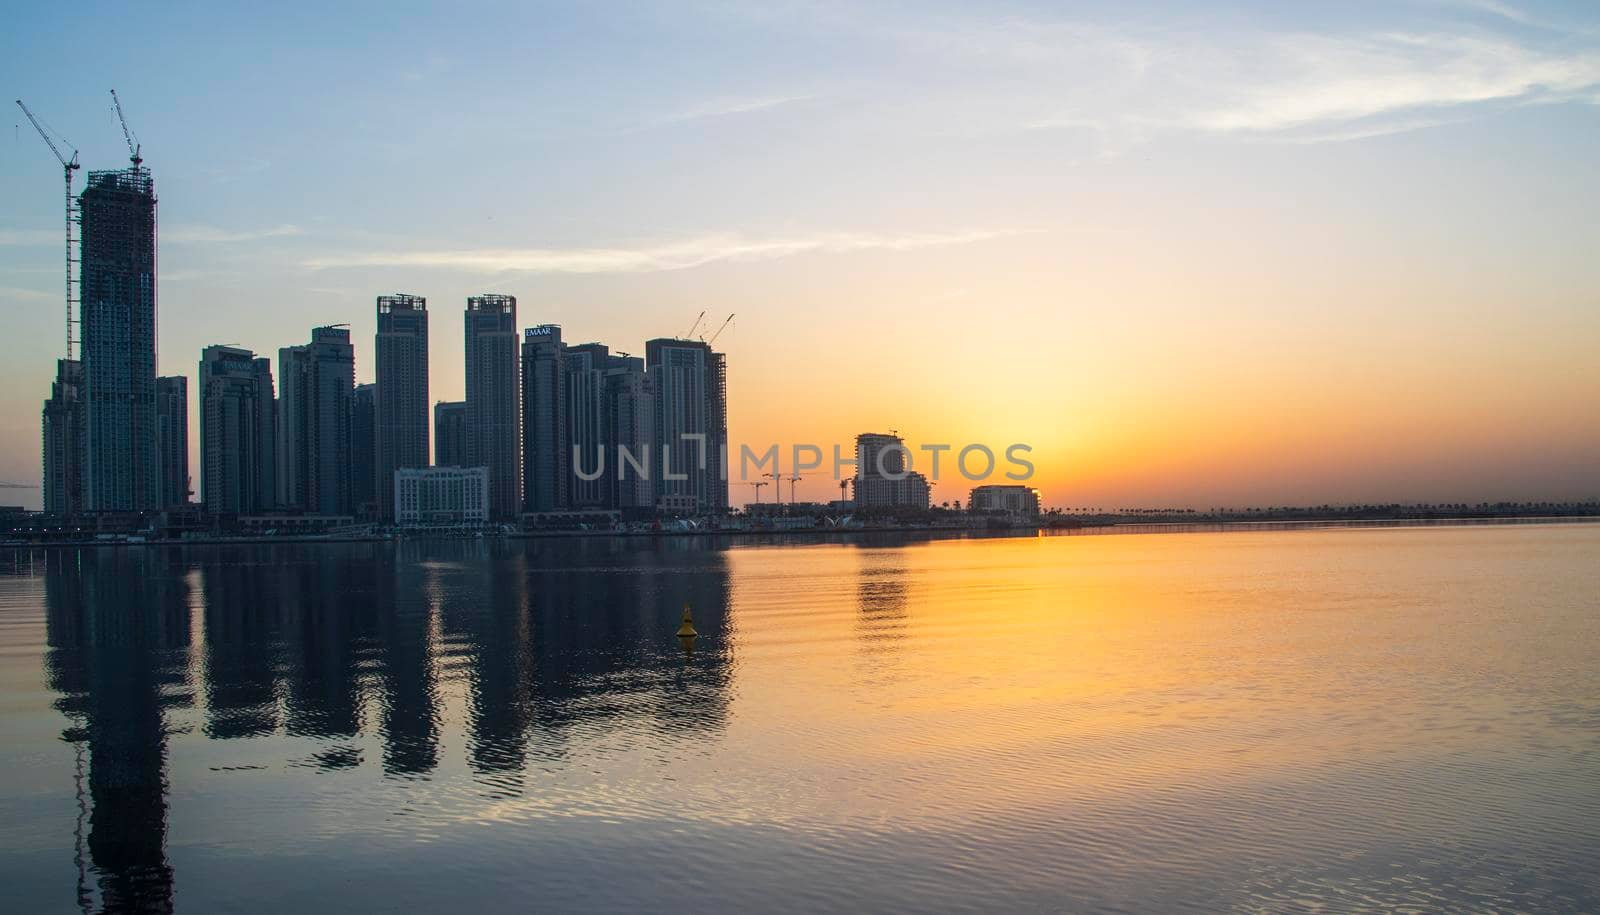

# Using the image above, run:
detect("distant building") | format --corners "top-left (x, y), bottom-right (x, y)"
top-left (375, 294), bottom-right (429, 520)
top-left (433, 400), bottom-right (467, 466)
top-left (603, 354), bottom-right (654, 510)
top-left (200, 345), bottom-right (277, 514)
top-left (41, 359), bottom-right (85, 517)
top-left (395, 466), bottom-right (488, 526)
top-left (351, 383), bottom-right (377, 519)
top-left (645, 338), bottom-right (728, 514)
top-left (155, 375), bottom-right (189, 507)
top-left (970, 485), bottom-right (1041, 517)
top-left (80, 165), bottom-right (160, 511)
top-left (565, 342), bottom-right (611, 508)
top-left (521, 324), bottom-right (567, 512)
top-left (278, 325), bottom-right (354, 515)
top-left (521, 327), bottom-right (662, 515)
top-left (465, 294), bottom-right (521, 519)
top-left (852, 432), bottom-right (929, 510)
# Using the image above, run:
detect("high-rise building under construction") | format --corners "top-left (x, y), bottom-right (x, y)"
top-left (79, 165), bottom-right (160, 511)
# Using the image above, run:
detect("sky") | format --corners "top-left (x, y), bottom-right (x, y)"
top-left (2, 0), bottom-right (1598, 510)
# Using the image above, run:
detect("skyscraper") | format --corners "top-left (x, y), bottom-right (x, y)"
top-left (521, 325), bottom-right (567, 512)
top-left (79, 165), bottom-right (159, 511)
top-left (155, 376), bottom-right (189, 508)
top-left (602, 354), bottom-right (654, 510)
top-left (464, 294), bottom-right (520, 519)
top-left (352, 383), bottom-right (377, 519)
top-left (434, 401), bottom-right (467, 466)
top-left (565, 343), bottom-right (610, 508)
top-left (199, 346), bottom-right (277, 514)
top-left (41, 359), bottom-right (84, 517)
top-left (645, 338), bottom-right (729, 514)
top-left (375, 295), bottom-right (429, 520)
top-left (278, 326), bottom-right (355, 515)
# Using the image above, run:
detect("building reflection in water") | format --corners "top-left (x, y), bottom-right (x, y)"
top-left (45, 549), bottom-right (191, 915)
top-left (39, 538), bottom-right (735, 905)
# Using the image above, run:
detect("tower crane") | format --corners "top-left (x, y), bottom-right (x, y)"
top-left (684, 309), bottom-right (706, 340)
top-left (747, 480), bottom-right (768, 505)
top-left (704, 313), bottom-right (735, 345)
top-left (787, 472), bottom-right (802, 505)
top-left (109, 89), bottom-right (141, 167)
top-left (16, 99), bottom-right (80, 361)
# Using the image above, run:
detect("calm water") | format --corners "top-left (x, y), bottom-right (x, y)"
top-left (1, 525), bottom-right (1597, 913)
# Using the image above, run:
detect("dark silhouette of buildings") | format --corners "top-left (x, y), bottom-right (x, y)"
top-left (351, 382), bottom-right (377, 519)
top-left (199, 345), bottom-right (277, 514)
top-left (155, 375), bottom-right (189, 508)
top-left (522, 325), bottom-right (567, 512)
top-left (646, 337), bottom-right (729, 514)
top-left (42, 358), bottom-right (85, 516)
top-left (433, 400), bottom-right (467, 467)
top-left (465, 294), bottom-right (521, 520)
top-left (278, 326), bottom-right (355, 515)
top-left (375, 295), bottom-right (429, 521)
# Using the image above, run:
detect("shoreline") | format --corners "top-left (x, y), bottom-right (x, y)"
top-left (3, 514), bottom-right (1597, 551)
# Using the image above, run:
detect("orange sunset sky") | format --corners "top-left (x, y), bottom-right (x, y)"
top-left (3, 2), bottom-right (1598, 509)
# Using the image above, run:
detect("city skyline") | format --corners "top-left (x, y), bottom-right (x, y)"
top-left (4, 1), bottom-right (1600, 510)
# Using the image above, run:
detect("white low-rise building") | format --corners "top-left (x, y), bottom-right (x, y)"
top-left (969, 484), bottom-right (1041, 518)
top-left (395, 466), bottom-right (489, 525)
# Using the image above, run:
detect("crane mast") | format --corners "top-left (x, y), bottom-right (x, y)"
top-left (16, 99), bottom-right (80, 361)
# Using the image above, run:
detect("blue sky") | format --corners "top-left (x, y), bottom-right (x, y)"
top-left (3, 0), bottom-right (1598, 508)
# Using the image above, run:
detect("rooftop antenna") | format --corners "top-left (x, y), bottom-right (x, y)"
top-left (16, 99), bottom-right (80, 361)
top-left (109, 89), bottom-right (141, 168)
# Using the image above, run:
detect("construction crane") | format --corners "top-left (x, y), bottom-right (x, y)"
top-left (16, 99), bottom-right (80, 361)
top-left (770, 469), bottom-right (783, 508)
top-left (704, 312), bottom-right (735, 345)
top-left (683, 309), bottom-right (706, 340)
top-left (787, 473), bottom-right (802, 504)
top-left (109, 89), bottom-right (141, 167)
top-left (747, 480), bottom-right (768, 505)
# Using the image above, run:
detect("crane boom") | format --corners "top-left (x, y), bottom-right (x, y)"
top-left (16, 99), bottom-right (80, 361)
top-left (684, 309), bottom-right (706, 340)
top-left (706, 312), bottom-right (735, 345)
top-left (109, 89), bottom-right (142, 166)
top-left (16, 100), bottom-right (77, 169)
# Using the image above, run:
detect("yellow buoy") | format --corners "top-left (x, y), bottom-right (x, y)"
top-left (676, 604), bottom-right (698, 638)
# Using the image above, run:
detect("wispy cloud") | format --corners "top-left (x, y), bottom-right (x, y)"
top-left (1189, 33), bottom-right (1600, 134)
top-left (0, 286), bottom-right (57, 302)
top-left (304, 229), bottom-right (1021, 274)
top-left (0, 229), bottom-right (59, 246)
top-left (732, 3), bottom-right (1600, 147)
top-left (627, 93), bottom-right (815, 132)
top-left (205, 156), bottom-right (272, 183)
top-left (164, 224), bottom-right (304, 244)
